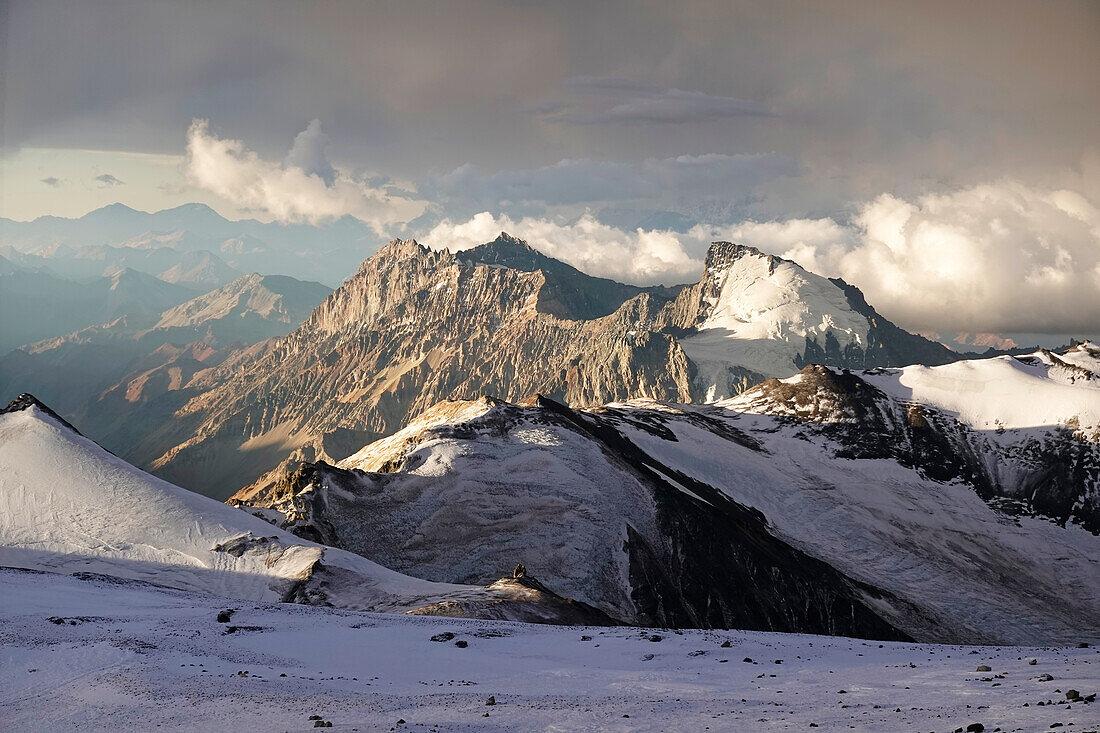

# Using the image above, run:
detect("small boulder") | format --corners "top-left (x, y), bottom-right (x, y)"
top-left (455, 640), bottom-right (468, 648)
top-left (486, 696), bottom-right (496, 706)
top-left (1028, 659), bottom-right (1038, 665)
top-left (1065, 689), bottom-right (1079, 700)
top-left (966, 724), bottom-right (985, 732)
top-left (430, 632), bottom-right (455, 642)
top-left (976, 665), bottom-right (992, 672)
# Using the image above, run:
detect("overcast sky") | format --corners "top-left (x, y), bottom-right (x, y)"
top-left (2, 0), bottom-right (1098, 336)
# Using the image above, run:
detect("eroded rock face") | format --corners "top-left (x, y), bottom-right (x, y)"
top-left (148, 239), bottom-right (697, 497)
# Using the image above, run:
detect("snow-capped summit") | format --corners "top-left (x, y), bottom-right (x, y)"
top-left (671, 242), bottom-right (957, 399)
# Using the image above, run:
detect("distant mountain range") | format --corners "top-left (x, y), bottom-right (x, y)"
top-left (0, 261), bottom-right (196, 353)
top-left (0, 273), bottom-right (332, 445)
top-left (0, 202), bottom-right (382, 288)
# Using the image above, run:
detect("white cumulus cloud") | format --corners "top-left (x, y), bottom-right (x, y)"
top-left (422, 212), bottom-right (703, 285)
top-left (712, 181), bottom-right (1100, 335)
top-left (184, 119), bottom-right (423, 228)
top-left (424, 180), bottom-right (1100, 335)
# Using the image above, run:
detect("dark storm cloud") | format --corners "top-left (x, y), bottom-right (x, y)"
top-left (545, 78), bottom-right (775, 124)
top-left (423, 153), bottom-right (797, 216)
top-left (4, 0), bottom-right (1098, 214)
top-left (94, 174), bottom-right (124, 186)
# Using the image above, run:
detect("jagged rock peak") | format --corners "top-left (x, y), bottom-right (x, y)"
top-left (492, 232), bottom-right (535, 250)
top-left (374, 238), bottom-right (430, 260)
top-left (705, 241), bottom-right (783, 273)
top-left (460, 232), bottom-right (544, 268)
top-left (1, 393), bottom-right (83, 434)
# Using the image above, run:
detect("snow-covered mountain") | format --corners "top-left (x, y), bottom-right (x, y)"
top-left (232, 345), bottom-right (1100, 644)
top-left (661, 242), bottom-right (961, 398)
top-left (0, 394), bottom-right (615, 624)
top-left (141, 235), bottom-right (965, 498)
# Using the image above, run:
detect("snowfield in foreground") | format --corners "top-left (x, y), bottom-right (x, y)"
top-left (2, 569), bottom-right (1098, 732)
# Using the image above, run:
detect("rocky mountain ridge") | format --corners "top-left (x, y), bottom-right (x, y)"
top-left (143, 234), bottom-right (965, 498)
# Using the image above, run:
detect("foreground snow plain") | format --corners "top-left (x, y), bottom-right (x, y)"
top-left (2, 568), bottom-right (1097, 732)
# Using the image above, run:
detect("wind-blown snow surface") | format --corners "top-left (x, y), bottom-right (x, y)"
top-left (2, 569), bottom-right (1097, 732)
top-left (0, 401), bottom-right (474, 611)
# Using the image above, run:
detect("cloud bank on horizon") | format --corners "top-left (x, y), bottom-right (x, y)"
top-left (177, 118), bottom-right (1100, 335)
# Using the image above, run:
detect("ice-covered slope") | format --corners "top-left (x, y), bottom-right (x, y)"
top-left (0, 395), bottom-right (463, 609)
top-left (235, 395), bottom-right (919, 640)
top-left (0, 394), bottom-right (605, 621)
top-left (235, 348), bottom-right (1100, 644)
